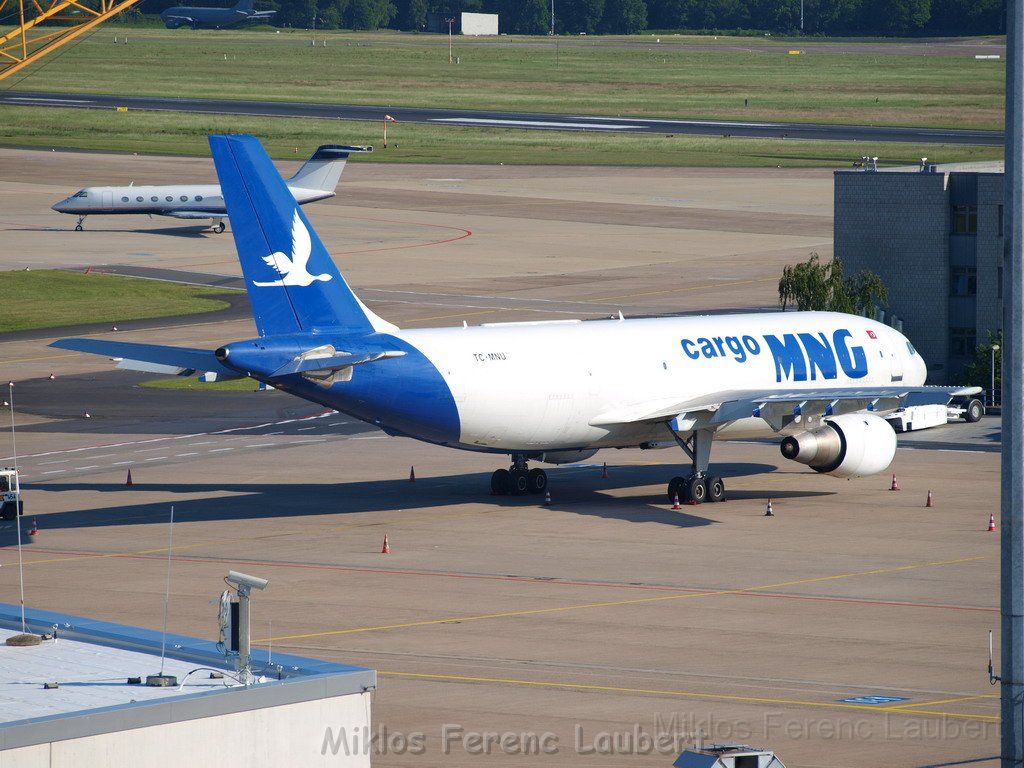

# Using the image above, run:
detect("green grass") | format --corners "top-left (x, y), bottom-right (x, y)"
top-left (0, 270), bottom-right (238, 332)
top-left (140, 376), bottom-right (261, 391)
top-left (10, 30), bottom-right (1001, 129)
top-left (0, 104), bottom-right (1003, 166)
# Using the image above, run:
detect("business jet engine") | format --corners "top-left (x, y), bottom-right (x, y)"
top-left (779, 413), bottom-right (896, 478)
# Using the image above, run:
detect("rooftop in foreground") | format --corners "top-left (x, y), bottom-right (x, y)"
top-left (0, 604), bottom-right (375, 765)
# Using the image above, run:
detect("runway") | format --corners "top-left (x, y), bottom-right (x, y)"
top-left (0, 90), bottom-right (1004, 145)
top-left (0, 147), bottom-right (1001, 766)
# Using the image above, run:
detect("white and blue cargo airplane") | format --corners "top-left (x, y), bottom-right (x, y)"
top-left (52, 135), bottom-right (982, 504)
top-left (52, 143), bottom-right (370, 233)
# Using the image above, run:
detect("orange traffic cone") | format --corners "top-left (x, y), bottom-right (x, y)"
top-left (126, 469), bottom-right (133, 487)
top-left (601, 462), bottom-right (609, 479)
top-left (672, 492), bottom-right (681, 511)
top-left (543, 491), bottom-right (552, 507)
top-left (988, 514), bottom-right (996, 532)
top-left (925, 490), bottom-right (933, 508)
top-left (382, 534), bottom-right (391, 554)
top-left (889, 474), bottom-right (900, 491)
top-left (764, 499), bottom-right (774, 517)
top-left (28, 518), bottom-right (38, 536)
top-left (409, 466), bottom-right (416, 482)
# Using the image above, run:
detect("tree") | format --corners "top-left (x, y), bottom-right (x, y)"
top-left (495, 0), bottom-right (548, 33)
top-left (961, 329), bottom-right (1002, 402)
top-left (560, 0), bottom-right (605, 33)
top-left (778, 253), bottom-right (887, 315)
top-left (347, 0), bottom-right (395, 28)
top-left (395, 0), bottom-right (428, 29)
top-left (601, 0), bottom-right (647, 32)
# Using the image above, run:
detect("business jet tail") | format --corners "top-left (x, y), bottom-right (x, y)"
top-left (286, 144), bottom-right (372, 195)
top-left (209, 134), bottom-right (395, 338)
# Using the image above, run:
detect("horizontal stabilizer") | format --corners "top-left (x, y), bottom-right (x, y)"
top-left (51, 338), bottom-right (236, 378)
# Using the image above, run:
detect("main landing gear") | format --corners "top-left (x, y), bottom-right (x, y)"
top-left (667, 427), bottom-right (726, 505)
top-left (491, 453), bottom-right (548, 496)
top-left (210, 219), bottom-right (226, 234)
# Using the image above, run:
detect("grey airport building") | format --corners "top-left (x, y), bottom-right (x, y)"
top-left (834, 160), bottom-right (1004, 387)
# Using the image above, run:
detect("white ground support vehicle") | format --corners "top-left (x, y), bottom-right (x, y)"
top-left (886, 396), bottom-right (984, 433)
top-left (0, 468), bottom-right (23, 520)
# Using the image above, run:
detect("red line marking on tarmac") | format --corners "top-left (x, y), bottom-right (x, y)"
top-left (5, 547), bottom-right (996, 613)
top-left (330, 214), bottom-right (472, 255)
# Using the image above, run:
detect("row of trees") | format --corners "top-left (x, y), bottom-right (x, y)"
top-left (138, 0), bottom-right (1006, 36)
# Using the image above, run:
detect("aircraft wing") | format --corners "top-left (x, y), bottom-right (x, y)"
top-left (165, 210), bottom-right (224, 220)
top-left (589, 385), bottom-right (982, 430)
top-left (50, 339), bottom-right (238, 379)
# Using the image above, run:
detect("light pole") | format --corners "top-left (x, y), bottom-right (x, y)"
top-left (446, 18), bottom-right (454, 64)
top-left (550, 0), bottom-right (554, 36)
top-left (993, 343), bottom-right (1001, 407)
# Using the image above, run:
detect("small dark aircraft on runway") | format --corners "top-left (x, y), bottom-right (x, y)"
top-left (160, 0), bottom-right (275, 29)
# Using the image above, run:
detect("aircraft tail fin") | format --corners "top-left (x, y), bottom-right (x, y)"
top-left (209, 134), bottom-right (396, 338)
top-left (286, 144), bottom-right (372, 195)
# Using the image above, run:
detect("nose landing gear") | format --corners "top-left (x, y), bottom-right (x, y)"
top-left (74, 215), bottom-right (86, 231)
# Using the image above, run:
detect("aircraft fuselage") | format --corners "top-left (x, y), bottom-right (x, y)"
top-left (219, 311), bottom-right (927, 454)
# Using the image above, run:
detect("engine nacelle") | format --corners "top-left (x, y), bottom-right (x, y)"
top-left (538, 449), bottom-right (598, 466)
top-left (779, 413), bottom-right (896, 479)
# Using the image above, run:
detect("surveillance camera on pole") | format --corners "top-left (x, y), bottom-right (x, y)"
top-left (224, 571), bottom-right (269, 683)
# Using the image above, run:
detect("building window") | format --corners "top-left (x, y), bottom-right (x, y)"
top-left (999, 204), bottom-right (1004, 237)
top-left (999, 266), bottom-right (1004, 299)
top-left (950, 327), bottom-right (976, 357)
top-left (953, 205), bottom-right (978, 234)
top-left (950, 266), bottom-right (977, 296)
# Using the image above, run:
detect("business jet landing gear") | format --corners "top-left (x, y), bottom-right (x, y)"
top-left (210, 219), bottom-right (226, 234)
top-left (74, 215), bottom-right (86, 232)
top-left (491, 454), bottom-right (547, 496)
top-left (667, 428), bottom-right (725, 505)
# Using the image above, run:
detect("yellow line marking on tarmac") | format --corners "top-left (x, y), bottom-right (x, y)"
top-left (889, 694), bottom-right (997, 709)
top-left (261, 554), bottom-right (990, 643)
top-left (375, 672), bottom-right (998, 722)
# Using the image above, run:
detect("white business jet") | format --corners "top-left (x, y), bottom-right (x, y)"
top-left (52, 144), bottom-right (370, 233)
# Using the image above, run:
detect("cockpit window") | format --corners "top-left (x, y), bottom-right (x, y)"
top-left (906, 341), bottom-right (917, 355)
top-left (72, 191), bottom-right (88, 198)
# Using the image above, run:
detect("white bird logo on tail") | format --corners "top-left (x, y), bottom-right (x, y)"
top-left (253, 210), bottom-right (332, 287)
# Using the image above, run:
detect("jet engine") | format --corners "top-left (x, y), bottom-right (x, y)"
top-left (779, 413), bottom-right (896, 478)
top-left (538, 449), bottom-right (598, 465)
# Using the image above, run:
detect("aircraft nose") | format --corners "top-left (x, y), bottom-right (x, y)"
top-left (52, 199), bottom-right (70, 213)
